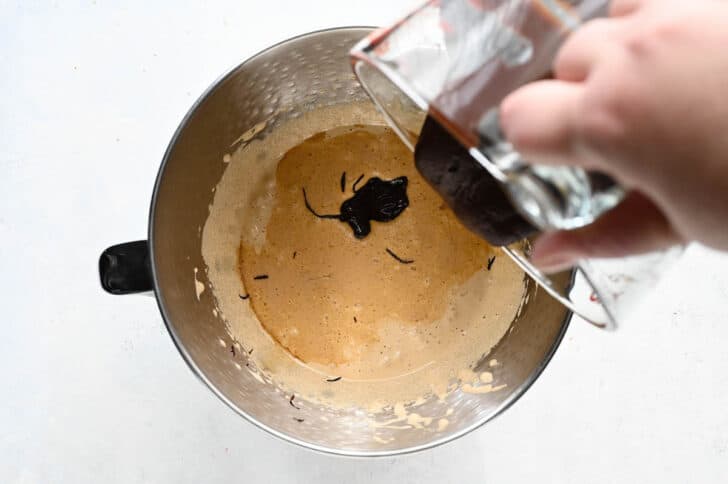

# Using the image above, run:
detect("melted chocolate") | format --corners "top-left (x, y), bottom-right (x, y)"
top-left (303, 176), bottom-right (409, 238)
top-left (414, 116), bottom-right (537, 246)
top-left (352, 173), bottom-right (365, 192)
top-left (341, 177), bottom-right (408, 237)
top-left (385, 248), bottom-right (414, 264)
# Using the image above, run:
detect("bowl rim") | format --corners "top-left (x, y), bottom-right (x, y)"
top-left (148, 25), bottom-right (574, 458)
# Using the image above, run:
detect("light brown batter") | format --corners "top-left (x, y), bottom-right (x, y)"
top-left (202, 103), bottom-right (527, 409)
top-left (240, 125), bottom-right (494, 377)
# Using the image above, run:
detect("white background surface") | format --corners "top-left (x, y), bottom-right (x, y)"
top-left (2, 1), bottom-right (728, 482)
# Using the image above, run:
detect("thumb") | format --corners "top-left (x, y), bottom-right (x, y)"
top-left (530, 191), bottom-right (682, 273)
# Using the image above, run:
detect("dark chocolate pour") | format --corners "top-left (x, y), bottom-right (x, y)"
top-left (487, 256), bottom-right (496, 271)
top-left (302, 188), bottom-right (339, 219)
top-left (341, 177), bottom-right (409, 238)
top-left (385, 248), bottom-right (414, 264)
top-left (352, 173), bottom-right (365, 192)
top-left (303, 176), bottom-right (409, 238)
top-left (414, 116), bottom-right (537, 246)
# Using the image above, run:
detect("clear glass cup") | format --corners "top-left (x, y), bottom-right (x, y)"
top-left (350, 0), bottom-right (682, 329)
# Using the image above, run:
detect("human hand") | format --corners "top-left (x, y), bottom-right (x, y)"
top-left (500, 0), bottom-right (728, 272)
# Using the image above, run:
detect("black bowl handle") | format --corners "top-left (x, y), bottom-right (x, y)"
top-left (99, 240), bottom-right (153, 294)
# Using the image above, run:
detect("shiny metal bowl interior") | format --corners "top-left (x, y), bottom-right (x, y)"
top-left (149, 27), bottom-right (572, 456)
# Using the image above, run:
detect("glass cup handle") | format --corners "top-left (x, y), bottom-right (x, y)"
top-left (502, 246), bottom-right (614, 329)
top-left (503, 244), bottom-right (684, 330)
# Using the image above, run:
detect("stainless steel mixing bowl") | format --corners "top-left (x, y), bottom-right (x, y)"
top-left (99, 27), bottom-right (573, 456)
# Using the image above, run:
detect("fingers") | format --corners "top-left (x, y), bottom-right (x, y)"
top-left (554, 0), bottom-right (646, 83)
top-left (502, 18), bottom-right (633, 170)
top-left (609, 0), bottom-right (648, 17)
top-left (500, 80), bottom-right (588, 166)
top-left (529, 191), bottom-right (682, 273)
top-left (554, 18), bottom-right (623, 82)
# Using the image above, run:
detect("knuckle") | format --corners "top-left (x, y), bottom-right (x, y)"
top-left (553, 37), bottom-right (578, 77)
top-left (624, 30), bottom-right (652, 57)
top-left (609, 0), bottom-right (647, 17)
top-left (563, 18), bottom-right (611, 52)
top-left (650, 17), bottom-right (684, 41)
top-left (624, 18), bottom-right (681, 57)
top-left (580, 17), bottom-right (612, 34)
top-left (554, 18), bottom-right (618, 78)
top-left (575, 93), bottom-right (628, 149)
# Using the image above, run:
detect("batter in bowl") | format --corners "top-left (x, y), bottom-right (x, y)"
top-left (202, 103), bottom-right (527, 410)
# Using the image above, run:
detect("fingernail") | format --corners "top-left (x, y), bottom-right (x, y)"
top-left (499, 96), bottom-right (518, 137)
top-left (530, 250), bottom-right (578, 274)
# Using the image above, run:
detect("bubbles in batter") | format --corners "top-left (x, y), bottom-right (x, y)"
top-left (202, 103), bottom-right (526, 409)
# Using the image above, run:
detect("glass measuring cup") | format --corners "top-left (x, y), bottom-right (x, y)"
top-left (350, 0), bottom-right (682, 329)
